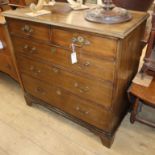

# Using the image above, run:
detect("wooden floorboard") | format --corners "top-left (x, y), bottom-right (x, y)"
top-left (0, 145), bottom-right (9, 155)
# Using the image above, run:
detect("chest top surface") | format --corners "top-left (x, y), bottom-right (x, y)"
top-left (3, 7), bottom-right (148, 38)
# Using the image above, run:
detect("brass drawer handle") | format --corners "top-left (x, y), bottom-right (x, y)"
top-left (56, 89), bottom-right (61, 95)
top-left (72, 36), bottom-right (90, 46)
top-left (30, 66), bottom-right (41, 75)
top-left (30, 47), bottom-right (36, 54)
top-left (83, 61), bottom-right (90, 67)
top-left (76, 106), bottom-right (89, 115)
top-left (77, 36), bottom-right (85, 43)
top-left (35, 87), bottom-right (45, 95)
top-left (51, 47), bottom-right (56, 54)
top-left (78, 61), bottom-right (90, 69)
top-left (23, 45), bottom-right (36, 54)
top-left (21, 25), bottom-right (34, 35)
top-left (72, 36), bottom-right (85, 43)
top-left (23, 44), bottom-right (29, 50)
top-left (52, 67), bottom-right (59, 73)
top-left (30, 66), bottom-right (34, 71)
top-left (74, 82), bottom-right (89, 93)
top-left (72, 37), bottom-right (77, 43)
top-left (5, 64), bottom-right (11, 70)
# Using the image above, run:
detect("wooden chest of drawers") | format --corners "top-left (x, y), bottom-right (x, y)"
top-left (3, 8), bottom-right (148, 148)
top-left (0, 15), bottom-right (18, 81)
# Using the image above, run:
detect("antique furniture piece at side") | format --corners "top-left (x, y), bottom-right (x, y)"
top-left (128, 78), bottom-right (155, 128)
top-left (113, 0), bottom-right (154, 11)
top-left (3, 8), bottom-right (148, 148)
top-left (142, 47), bottom-right (155, 76)
top-left (0, 15), bottom-right (18, 81)
top-left (141, 8), bottom-right (155, 76)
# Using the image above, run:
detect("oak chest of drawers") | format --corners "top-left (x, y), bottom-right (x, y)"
top-left (3, 8), bottom-right (148, 148)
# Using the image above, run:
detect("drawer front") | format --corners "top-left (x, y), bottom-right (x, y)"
top-left (17, 56), bottom-right (113, 108)
top-left (52, 28), bottom-right (117, 59)
top-left (22, 74), bottom-right (112, 130)
top-left (12, 37), bottom-right (115, 82)
top-left (0, 54), bottom-right (17, 79)
top-left (7, 18), bottom-right (50, 42)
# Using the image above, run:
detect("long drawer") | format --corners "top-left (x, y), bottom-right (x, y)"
top-left (17, 56), bottom-right (113, 108)
top-left (7, 18), bottom-right (50, 42)
top-left (12, 36), bottom-right (115, 82)
top-left (21, 73), bottom-right (112, 131)
top-left (52, 28), bottom-right (118, 59)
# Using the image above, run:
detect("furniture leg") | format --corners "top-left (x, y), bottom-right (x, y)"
top-left (24, 92), bottom-right (33, 106)
top-left (100, 134), bottom-right (114, 148)
top-left (130, 98), bottom-right (139, 123)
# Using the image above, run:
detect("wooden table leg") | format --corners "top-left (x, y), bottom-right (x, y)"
top-left (130, 98), bottom-right (139, 123)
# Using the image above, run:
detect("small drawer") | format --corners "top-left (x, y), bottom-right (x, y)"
top-left (22, 74), bottom-right (112, 131)
top-left (17, 56), bottom-right (113, 108)
top-left (52, 28), bottom-right (117, 59)
top-left (7, 18), bottom-right (50, 42)
top-left (12, 36), bottom-right (115, 82)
